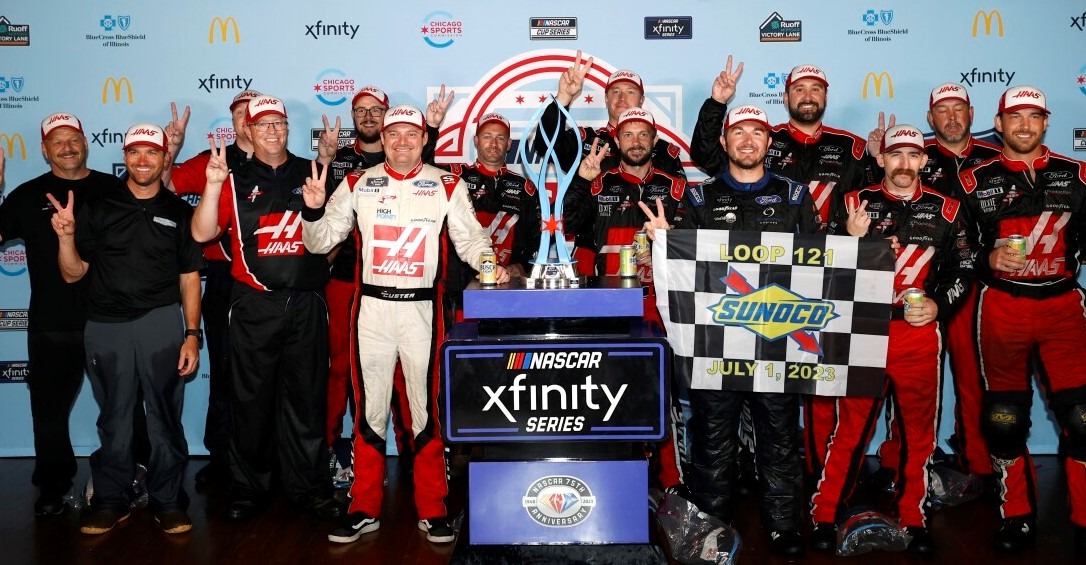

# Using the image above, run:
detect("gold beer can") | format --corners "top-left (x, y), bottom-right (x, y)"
top-left (479, 250), bottom-right (497, 285)
top-left (619, 245), bottom-right (638, 278)
top-left (633, 230), bottom-right (650, 255)
top-left (1006, 234), bottom-right (1027, 256)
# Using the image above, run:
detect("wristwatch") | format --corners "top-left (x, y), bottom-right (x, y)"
top-left (184, 328), bottom-right (204, 348)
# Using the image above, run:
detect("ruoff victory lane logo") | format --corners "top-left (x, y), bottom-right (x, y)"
top-left (759, 12), bottom-right (801, 42)
top-left (0, 15), bottom-right (31, 46)
top-left (522, 475), bottom-right (596, 527)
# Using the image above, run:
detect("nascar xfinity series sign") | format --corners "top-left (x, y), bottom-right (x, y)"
top-left (441, 341), bottom-right (668, 442)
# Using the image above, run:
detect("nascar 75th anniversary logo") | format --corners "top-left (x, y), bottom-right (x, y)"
top-left (441, 341), bottom-right (667, 442)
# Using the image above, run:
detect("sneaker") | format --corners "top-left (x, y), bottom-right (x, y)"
top-left (155, 509), bottom-right (193, 534)
top-left (810, 523), bottom-right (837, 553)
top-left (994, 516), bottom-right (1035, 553)
top-left (328, 512), bottom-right (380, 543)
top-left (80, 508), bottom-right (130, 535)
top-left (418, 518), bottom-right (456, 543)
top-left (34, 494), bottom-right (67, 518)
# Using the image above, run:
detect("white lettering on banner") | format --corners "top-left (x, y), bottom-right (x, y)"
top-left (482, 374), bottom-right (626, 423)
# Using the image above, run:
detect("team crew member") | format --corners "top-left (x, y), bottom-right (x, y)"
top-left (692, 64), bottom-right (872, 479)
top-left (315, 86), bottom-right (446, 455)
top-left (301, 105), bottom-right (508, 545)
top-left (811, 124), bottom-right (973, 554)
top-left (0, 114), bottom-right (123, 518)
top-left (51, 124), bottom-right (204, 535)
top-left (191, 95), bottom-right (343, 522)
top-left (443, 112), bottom-right (540, 316)
top-left (644, 105), bottom-right (817, 556)
top-left (536, 51), bottom-right (685, 179)
top-left (959, 86), bottom-right (1086, 554)
top-left (564, 107), bottom-right (686, 490)
top-left (166, 89), bottom-right (261, 486)
top-left (865, 83), bottom-right (1003, 487)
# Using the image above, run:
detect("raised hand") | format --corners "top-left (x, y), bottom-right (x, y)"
top-left (205, 137), bottom-right (230, 186)
top-left (165, 101), bottom-right (191, 163)
top-left (845, 199), bottom-right (871, 236)
top-left (557, 50), bottom-right (593, 105)
top-left (426, 84), bottom-right (455, 128)
top-left (711, 55), bottom-right (744, 104)
top-left (46, 190), bottom-right (76, 238)
top-left (317, 114), bottom-right (342, 162)
top-left (576, 138), bottom-right (608, 181)
top-left (637, 198), bottom-right (672, 241)
top-left (303, 160), bottom-right (328, 209)
top-left (867, 111), bottom-right (896, 157)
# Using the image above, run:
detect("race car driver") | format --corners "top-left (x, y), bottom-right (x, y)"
top-left (301, 105), bottom-right (508, 545)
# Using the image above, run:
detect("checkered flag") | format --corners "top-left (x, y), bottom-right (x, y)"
top-left (652, 229), bottom-right (894, 396)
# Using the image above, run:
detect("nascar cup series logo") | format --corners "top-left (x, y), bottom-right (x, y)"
top-left (421, 11), bottom-right (462, 48)
top-left (522, 475), bottom-right (596, 527)
top-left (313, 68), bottom-right (355, 106)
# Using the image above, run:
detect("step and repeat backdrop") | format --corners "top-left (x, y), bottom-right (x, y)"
top-left (0, 1), bottom-right (1083, 455)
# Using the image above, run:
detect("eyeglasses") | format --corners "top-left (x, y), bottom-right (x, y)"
top-left (248, 121), bottom-right (287, 131)
top-left (352, 107), bottom-right (387, 118)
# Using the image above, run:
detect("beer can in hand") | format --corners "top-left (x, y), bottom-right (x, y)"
top-left (903, 288), bottom-right (925, 313)
top-left (479, 250), bottom-right (497, 285)
top-left (633, 230), bottom-right (650, 255)
top-left (1006, 234), bottom-right (1027, 257)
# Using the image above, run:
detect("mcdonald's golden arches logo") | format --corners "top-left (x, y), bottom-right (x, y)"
top-left (862, 72), bottom-right (894, 99)
top-left (102, 76), bottom-right (134, 104)
top-left (0, 133), bottom-right (27, 160)
top-left (209, 16), bottom-right (240, 44)
top-left (972, 10), bottom-right (1004, 37)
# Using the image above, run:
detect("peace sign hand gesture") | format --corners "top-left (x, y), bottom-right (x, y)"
top-left (426, 84), bottom-right (455, 128)
top-left (46, 190), bottom-right (76, 238)
top-left (303, 160), bottom-right (328, 209)
top-left (711, 55), bottom-right (744, 104)
top-left (867, 111), bottom-right (896, 157)
top-left (557, 50), bottom-right (593, 106)
top-left (165, 101), bottom-right (191, 164)
top-left (317, 114), bottom-right (342, 162)
top-left (845, 199), bottom-right (872, 236)
top-left (205, 137), bottom-right (230, 186)
top-left (637, 198), bottom-right (672, 242)
top-left (576, 138), bottom-right (608, 181)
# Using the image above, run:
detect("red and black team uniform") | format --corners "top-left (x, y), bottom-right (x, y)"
top-left (214, 152), bottom-right (335, 510)
top-left (442, 161), bottom-right (539, 318)
top-left (171, 144), bottom-right (250, 473)
top-left (875, 137), bottom-right (1003, 480)
top-left (563, 165), bottom-right (687, 489)
top-left (959, 147), bottom-right (1086, 531)
top-left (690, 97), bottom-right (874, 477)
top-left (814, 184), bottom-right (972, 530)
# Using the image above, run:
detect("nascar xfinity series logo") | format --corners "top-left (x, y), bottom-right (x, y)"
top-left (0, 361), bottom-right (29, 383)
top-left (522, 475), bottom-right (596, 527)
top-left (709, 267), bottom-right (837, 354)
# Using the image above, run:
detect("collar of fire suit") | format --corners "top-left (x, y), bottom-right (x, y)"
top-left (383, 160), bottom-right (425, 181)
top-left (880, 181), bottom-right (921, 202)
top-left (472, 160), bottom-right (507, 177)
top-left (599, 123), bottom-right (617, 137)
top-left (786, 121), bottom-right (823, 145)
top-left (931, 136), bottom-right (975, 159)
top-left (718, 169), bottom-right (770, 192)
top-left (616, 164), bottom-right (655, 185)
top-left (998, 146), bottom-right (1050, 173)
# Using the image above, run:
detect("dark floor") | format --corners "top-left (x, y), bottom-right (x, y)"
top-left (0, 455), bottom-right (1078, 564)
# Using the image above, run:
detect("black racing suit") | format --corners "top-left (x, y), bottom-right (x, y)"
top-left (536, 101), bottom-right (686, 179)
top-left (677, 170), bottom-right (818, 530)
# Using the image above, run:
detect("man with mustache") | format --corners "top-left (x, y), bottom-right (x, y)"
top-left (812, 124), bottom-right (973, 554)
top-left (691, 63), bottom-right (874, 485)
top-left (959, 86), bottom-right (1086, 554)
top-left (0, 114), bottom-right (124, 518)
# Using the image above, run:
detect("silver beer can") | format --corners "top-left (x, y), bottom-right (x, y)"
top-left (619, 245), bottom-right (637, 278)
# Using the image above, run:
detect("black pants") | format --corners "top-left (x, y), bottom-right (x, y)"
top-left (688, 389), bottom-right (802, 531)
top-left (85, 306), bottom-right (189, 511)
top-left (27, 330), bottom-right (85, 498)
top-left (201, 259), bottom-right (234, 464)
top-left (227, 285), bottom-right (330, 506)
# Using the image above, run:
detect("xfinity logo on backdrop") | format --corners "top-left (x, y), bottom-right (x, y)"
top-left (91, 128), bottom-right (125, 147)
top-left (959, 67), bottom-right (1015, 87)
top-left (305, 20), bottom-right (359, 39)
top-left (197, 74), bottom-right (253, 93)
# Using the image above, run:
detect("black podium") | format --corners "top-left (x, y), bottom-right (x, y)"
top-left (442, 277), bottom-right (671, 563)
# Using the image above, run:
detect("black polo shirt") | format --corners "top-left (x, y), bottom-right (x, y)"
top-left (75, 181), bottom-right (205, 322)
top-left (0, 170), bottom-right (120, 331)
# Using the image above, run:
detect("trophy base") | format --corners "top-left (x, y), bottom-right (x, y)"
top-left (527, 260), bottom-right (580, 288)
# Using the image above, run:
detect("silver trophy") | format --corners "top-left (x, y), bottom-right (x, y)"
top-left (519, 95), bottom-right (582, 288)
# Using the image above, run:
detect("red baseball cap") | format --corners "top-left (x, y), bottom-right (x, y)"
top-left (785, 64), bottom-right (829, 89)
top-left (351, 86), bottom-right (389, 108)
